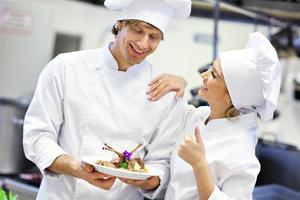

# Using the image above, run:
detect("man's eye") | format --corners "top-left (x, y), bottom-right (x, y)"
top-left (133, 27), bottom-right (142, 33)
top-left (150, 35), bottom-right (159, 40)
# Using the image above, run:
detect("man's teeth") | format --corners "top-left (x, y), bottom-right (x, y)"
top-left (134, 48), bottom-right (143, 54)
top-left (135, 49), bottom-right (143, 53)
top-left (131, 45), bottom-right (145, 54)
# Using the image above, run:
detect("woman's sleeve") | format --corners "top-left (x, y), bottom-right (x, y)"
top-left (208, 157), bottom-right (260, 200)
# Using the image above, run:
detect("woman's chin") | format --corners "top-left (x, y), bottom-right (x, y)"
top-left (197, 90), bottom-right (206, 99)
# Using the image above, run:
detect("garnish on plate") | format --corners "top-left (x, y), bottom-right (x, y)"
top-left (95, 142), bottom-right (148, 173)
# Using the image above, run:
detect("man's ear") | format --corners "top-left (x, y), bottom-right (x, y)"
top-left (115, 21), bottom-right (124, 31)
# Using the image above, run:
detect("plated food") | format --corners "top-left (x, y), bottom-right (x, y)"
top-left (96, 143), bottom-right (148, 173)
top-left (81, 143), bottom-right (163, 180)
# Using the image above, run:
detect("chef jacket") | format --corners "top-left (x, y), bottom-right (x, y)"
top-left (23, 43), bottom-right (185, 200)
top-left (165, 106), bottom-right (261, 200)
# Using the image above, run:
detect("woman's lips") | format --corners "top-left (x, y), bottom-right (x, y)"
top-left (200, 85), bottom-right (208, 91)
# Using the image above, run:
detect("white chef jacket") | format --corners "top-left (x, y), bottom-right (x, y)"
top-left (165, 106), bottom-right (261, 200)
top-left (23, 43), bottom-right (185, 200)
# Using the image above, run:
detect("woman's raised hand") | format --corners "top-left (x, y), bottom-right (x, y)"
top-left (178, 127), bottom-right (207, 168)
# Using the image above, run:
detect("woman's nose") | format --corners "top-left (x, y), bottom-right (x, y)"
top-left (201, 71), bottom-right (208, 79)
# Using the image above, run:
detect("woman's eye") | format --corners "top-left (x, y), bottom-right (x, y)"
top-left (211, 71), bottom-right (216, 79)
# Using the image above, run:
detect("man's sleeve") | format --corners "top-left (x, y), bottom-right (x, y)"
top-left (140, 97), bottom-right (188, 199)
top-left (23, 55), bottom-right (68, 176)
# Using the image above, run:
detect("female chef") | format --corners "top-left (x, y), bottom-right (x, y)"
top-left (147, 32), bottom-right (281, 199)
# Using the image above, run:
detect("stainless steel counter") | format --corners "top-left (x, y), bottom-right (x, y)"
top-left (4, 178), bottom-right (38, 200)
top-left (0, 175), bottom-right (39, 200)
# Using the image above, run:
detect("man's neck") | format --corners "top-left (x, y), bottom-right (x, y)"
top-left (109, 42), bottom-right (131, 72)
top-left (118, 65), bottom-right (130, 72)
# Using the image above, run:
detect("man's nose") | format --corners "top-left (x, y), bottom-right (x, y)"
top-left (136, 36), bottom-right (149, 50)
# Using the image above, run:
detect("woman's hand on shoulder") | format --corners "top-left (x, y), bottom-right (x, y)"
top-left (147, 73), bottom-right (187, 101)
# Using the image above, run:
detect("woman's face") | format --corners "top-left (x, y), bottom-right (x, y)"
top-left (198, 58), bottom-right (231, 107)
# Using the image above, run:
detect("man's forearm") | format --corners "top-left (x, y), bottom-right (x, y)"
top-left (47, 154), bottom-right (80, 178)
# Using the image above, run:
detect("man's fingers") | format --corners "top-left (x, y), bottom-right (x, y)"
top-left (119, 178), bottom-right (145, 186)
top-left (79, 162), bottom-right (117, 190)
top-left (92, 177), bottom-right (116, 190)
top-left (94, 172), bottom-right (112, 179)
top-left (80, 161), bottom-right (94, 172)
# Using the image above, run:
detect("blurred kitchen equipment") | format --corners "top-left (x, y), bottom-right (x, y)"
top-left (254, 184), bottom-right (300, 200)
top-left (188, 87), bottom-right (209, 108)
top-left (4, 178), bottom-right (38, 200)
top-left (188, 63), bottom-right (212, 108)
top-left (52, 32), bottom-right (81, 59)
top-left (0, 96), bottom-right (33, 174)
top-left (270, 27), bottom-right (300, 58)
top-left (255, 132), bottom-right (300, 192)
top-left (294, 78), bottom-right (300, 100)
top-left (198, 62), bottom-right (212, 74)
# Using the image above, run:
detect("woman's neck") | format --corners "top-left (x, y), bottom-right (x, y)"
top-left (205, 104), bottom-right (228, 125)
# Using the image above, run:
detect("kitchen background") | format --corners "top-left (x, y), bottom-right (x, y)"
top-left (0, 0), bottom-right (300, 199)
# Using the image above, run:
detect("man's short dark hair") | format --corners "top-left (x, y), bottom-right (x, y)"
top-left (111, 20), bottom-right (164, 40)
top-left (111, 20), bottom-right (142, 35)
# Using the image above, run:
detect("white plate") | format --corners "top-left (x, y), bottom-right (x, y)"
top-left (81, 156), bottom-right (164, 180)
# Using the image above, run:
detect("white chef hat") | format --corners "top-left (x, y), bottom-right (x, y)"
top-left (104, 0), bottom-right (192, 35)
top-left (220, 32), bottom-right (281, 121)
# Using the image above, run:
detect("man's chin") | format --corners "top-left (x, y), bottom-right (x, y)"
top-left (130, 57), bottom-right (145, 65)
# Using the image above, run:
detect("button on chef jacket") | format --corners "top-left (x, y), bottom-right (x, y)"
top-left (165, 106), bottom-right (261, 200)
top-left (23, 43), bottom-right (185, 200)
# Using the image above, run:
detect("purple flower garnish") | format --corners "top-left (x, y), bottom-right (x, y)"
top-left (122, 150), bottom-right (132, 160)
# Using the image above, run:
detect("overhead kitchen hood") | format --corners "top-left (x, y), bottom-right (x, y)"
top-left (242, 0), bottom-right (300, 24)
top-left (72, 0), bottom-right (300, 25)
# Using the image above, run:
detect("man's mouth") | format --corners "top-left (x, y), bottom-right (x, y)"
top-left (129, 43), bottom-right (147, 56)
